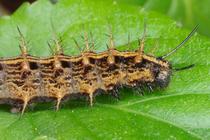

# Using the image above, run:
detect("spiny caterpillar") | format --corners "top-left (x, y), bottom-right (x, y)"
top-left (0, 25), bottom-right (198, 115)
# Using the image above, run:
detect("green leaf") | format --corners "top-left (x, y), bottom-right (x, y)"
top-left (0, 0), bottom-right (210, 139)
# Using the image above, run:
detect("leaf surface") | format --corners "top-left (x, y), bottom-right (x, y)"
top-left (0, 0), bottom-right (209, 139)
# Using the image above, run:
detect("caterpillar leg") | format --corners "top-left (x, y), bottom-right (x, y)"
top-left (89, 93), bottom-right (93, 106)
top-left (55, 97), bottom-right (62, 111)
top-left (110, 88), bottom-right (120, 100)
top-left (21, 99), bottom-right (28, 116)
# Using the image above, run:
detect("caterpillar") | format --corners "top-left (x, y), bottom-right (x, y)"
top-left (0, 25), bottom-right (198, 115)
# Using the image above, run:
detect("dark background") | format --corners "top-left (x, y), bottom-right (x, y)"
top-left (0, 0), bottom-right (35, 14)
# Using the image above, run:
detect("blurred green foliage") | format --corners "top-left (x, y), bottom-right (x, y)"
top-left (118, 0), bottom-right (210, 37)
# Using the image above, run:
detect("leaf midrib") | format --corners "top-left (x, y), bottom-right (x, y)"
top-left (119, 92), bottom-right (210, 107)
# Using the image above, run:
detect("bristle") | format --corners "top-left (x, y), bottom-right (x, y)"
top-left (134, 24), bottom-right (147, 63)
top-left (54, 38), bottom-right (63, 55)
top-left (108, 30), bottom-right (115, 50)
top-left (90, 31), bottom-right (95, 50)
top-left (73, 38), bottom-right (82, 53)
top-left (127, 33), bottom-right (131, 50)
top-left (139, 22), bottom-right (147, 54)
top-left (84, 31), bottom-right (90, 52)
top-left (17, 27), bottom-right (28, 57)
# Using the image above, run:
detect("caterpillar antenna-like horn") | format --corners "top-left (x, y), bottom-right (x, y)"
top-left (160, 25), bottom-right (199, 59)
top-left (173, 64), bottom-right (195, 71)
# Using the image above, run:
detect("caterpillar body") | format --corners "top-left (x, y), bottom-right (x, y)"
top-left (0, 25), bottom-right (198, 114)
